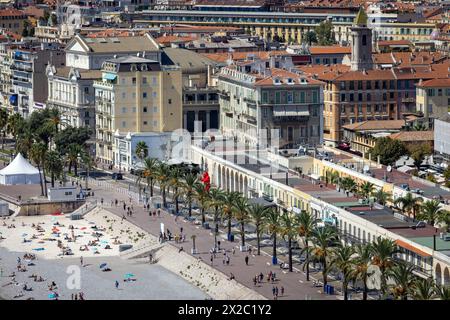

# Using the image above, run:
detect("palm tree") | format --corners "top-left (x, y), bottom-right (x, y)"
top-left (370, 237), bottom-right (399, 297)
top-left (359, 182), bottom-right (375, 201)
top-left (340, 177), bottom-right (357, 196)
top-left (0, 108), bottom-right (8, 149)
top-left (155, 162), bottom-right (171, 207)
top-left (330, 244), bottom-right (355, 300)
top-left (248, 204), bottom-right (268, 256)
top-left (6, 113), bottom-right (24, 151)
top-left (233, 195), bottom-right (250, 248)
top-left (395, 193), bottom-right (423, 219)
top-left (280, 211), bottom-right (299, 272)
top-left (66, 143), bottom-right (82, 176)
top-left (169, 166), bottom-right (184, 214)
top-left (297, 210), bottom-right (319, 281)
top-left (434, 284), bottom-right (450, 300)
top-left (45, 150), bottom-right (63, 188)
top-left (264, 208), bottom-right (283, 265)
top-left (47, 107), bottom-right (61, 134)
top-left (143, 158), bottom-right (159, 197)
top-left (329, 170), bottom-right (340, 186)
top-left (222, 191), bottom-right (240, 240)
top-left (194, 182), bottom-right (210, 224)
top-left (417, 199), bottom-right (443, 226)
top-left (303, 226), bottom-right (339, 287)
top-left (372, 189), bottom-right (392, 206)
top-left (181, 173), bottom-right (198, 217)
top-left (412, 277), bottom-right (437, 300)
top-left (388, 261), bottom-right (416, 300)
top-left (29, 142), bottom-right (48, 196)
top-left (135, 141), bottom-right (148, 164)
top-left (207, 187), bottom-right (225, 249)
top-left (16, 129), bottom-right (33, 158)
top-left (352, 243), bottom-right (374, 300)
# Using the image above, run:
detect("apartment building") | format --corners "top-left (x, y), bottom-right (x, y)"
top-left (10, 42), bottom-right (65, 118)
top-left (416, 78), bottom-right (450, 129)
top-left (93, 56), bottom-right (182, 168)
top-left (0, 9), bottom-right (27, 35)
top-left (46, 34), bottom-right (161, 133)
top-left (162, 47), bottom-right (220, 133)
top-left (218, 55), bottom-right (324, 148)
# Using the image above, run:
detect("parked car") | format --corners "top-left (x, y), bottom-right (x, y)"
top-left (112, 173), bottom-right (123, 180)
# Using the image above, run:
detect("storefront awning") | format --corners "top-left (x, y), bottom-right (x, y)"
top-left (273, 106), bottom-right (310, 117)
top-left (395, 239), bottom-right (431, 257)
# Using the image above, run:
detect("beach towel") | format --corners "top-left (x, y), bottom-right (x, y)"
top-left (32, 248), bottom-right (45, 251)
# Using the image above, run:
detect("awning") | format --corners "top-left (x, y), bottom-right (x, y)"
top-left (273, 106), bottom-right (310, 117)
top-left (103, 73), bottom-right (117, 81)
top-left (395, 239), bottom-right (431, 257)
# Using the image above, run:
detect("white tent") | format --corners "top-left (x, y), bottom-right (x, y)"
top-left (0, 153), bottom-right (41, 185)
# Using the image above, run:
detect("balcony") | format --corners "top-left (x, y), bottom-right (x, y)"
top-left (93, 80), bottom-right (114, 90)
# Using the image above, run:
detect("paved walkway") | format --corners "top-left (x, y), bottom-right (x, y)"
top-left (87, 178), bottom-right (339, 300)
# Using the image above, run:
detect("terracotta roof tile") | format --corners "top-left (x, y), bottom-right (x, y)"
top-left (343, 120), bottom-right (406, 131)
top-left (309, 46), bottom-right (351, 55)
top-left (416, 78), bottom-right (450, 88)
top-left (389, 131), bottom-right (434, 142)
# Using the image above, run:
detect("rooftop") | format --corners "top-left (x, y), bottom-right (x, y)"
top-left (343, 120), bottom-right (406, 132)
top-left (389, 130), bottom-right (434, 142)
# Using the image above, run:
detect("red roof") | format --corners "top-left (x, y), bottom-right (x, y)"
top-left (309, 46), bottom-right (351, 55)
top-left (416, 78), bottom-right (450, 88)
top-left (0, 9), bottom-right (25, 17)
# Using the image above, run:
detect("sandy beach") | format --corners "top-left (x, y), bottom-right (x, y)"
top-left (0, 211), bottom-right (209, 300)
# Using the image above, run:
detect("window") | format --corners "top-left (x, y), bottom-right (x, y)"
top-left (382, 81), bottom-right (387, 89)
top-left (122, 121), bottom-right (126, 128)
top-left (143, 121), bottom-right (148, 125)
top-left (349, 81), bottom-right (354, 90)
top-left (168, 99), bottom-right (172, 104)
top-left (340, 82), bottom-right (345, 90)
top-left (427, 89), bottom-right (435, 96)
top-left (132, 107), bottom-right (136, 113)
top-left (122, 92), bottom-right (126, 99)
top-left (132, 93), bottom-right (136, 99)
top-left (312, 91), bottom-right (318, 103)
top-left (358, 93), bottom-right (362, 102)
top-left (153, 120), bottom-right (157, 127)
top-left (362, 35), bottom-right (367, 46)
top-left (340, 93), bottom-right (346, 102)
top-left (143, 92), bottom-right (147, 99)
top-left (438, 89), bottom-right (443, 96)
top-left (367, 93), bottom-right (371, 101)
top-left (300, 91), bottom-right (305, 103)
top-left (143, 107), bottom-right (147, 113)
top-left (262, 91), bottom-right (268, 103)
top-left (153, 106), bottom-right (157, 113)
top-left (358, 81), bottom-right (363, 90)
top-left (122, 107), bottom-right (126, 113)
top-left (367, 104), bottom-right (371, 112)
top-left (84, 87), bottom-right (89, 94)
top-left (375, 81), bottom-right (379, 89)
top-left (366, 81), bottom-right (371, 90)
top-left (143, 77), bottom-right (147, 84)
top-left (287, 91), bottom-right (293, 103)
top-left (349, 93), bottom-right (354, 102)
top-left (275, 92), bottom-right (281, 104)
top-left (132, 77), bottom-right (136, 85)
top-left (263, 107), bottom-right (268, 118)
top-left (390, 92), bottom-right (394, 99)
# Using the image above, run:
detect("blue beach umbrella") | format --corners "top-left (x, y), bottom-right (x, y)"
top-left (99, 263), bottom-right (107, 269)
top-left (124, 273), bottom-right (134, 279)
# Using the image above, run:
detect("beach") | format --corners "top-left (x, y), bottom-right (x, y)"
top-left (0, 211), bottom-right (209, 300)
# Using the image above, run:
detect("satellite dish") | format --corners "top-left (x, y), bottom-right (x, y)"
top-left (387, 165), bottom-right (392, 172)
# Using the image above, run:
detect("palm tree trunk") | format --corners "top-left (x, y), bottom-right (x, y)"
top-left (363, 276), bottom-right (368, 300)
top-left (51, 172), bottom-right (55, 188)
top-left (272, 233), bottom-right (277, 260)
top-left (288, 237), bottom-right (293, 272)
top-left (43, 168), bottom-right (48, 197)
top-left (240, 221), bottom-right (245, 247)
top-left (162, 187), bottom-right (166, 208)
top-left (343, 282), bottom-right (348, 300)
top-left (188, 197), bottom-right (192, 217)
top-left (305, 238), bottom-right (310, 281)
top-left (201, 207), bottom-right (206, 224)
top-left (37, 164), bottom-right (44, 196)
top-left (257, 227), bottom-right (261, 255)
top-left (323, 259), bottom-right (328, 287)
top-left (175, 187), bottom-right (179, 213)
top-left (227, 213), bottom-right (232, 238)
top-left (74, 163), bottom-right (78, 176)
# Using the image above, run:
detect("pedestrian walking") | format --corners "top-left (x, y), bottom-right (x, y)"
top-left (123, 202), bottom-right (126, 211)
top-left (232, 247), bottom-right (235, 255)
top-left (157, 209), bottom-right (161, 217)
top-left (253, 277), bottom-right (257, 286)
top-left (178, 246), bottom-right (184, 253)
top-left (115, 199), bottom-right (118, 207)
top-left (272, 286), bottom-right (276, 298)
top-left (80, 256), bottom-right (83, 266)
top-left (101, 198), bottom-right (104, 206)
top-left (281, 286), bottom-right (284, 297)
top-left (245, 255), bottom-right (249, 266)
top-left (115, 280), bottom-right (119, 289)
top-left (210, 254), bottom-right (214, 266)
top-left (226, 255), bottom-right (230, 265)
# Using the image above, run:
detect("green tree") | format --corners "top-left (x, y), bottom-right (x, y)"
top-left (66, 143), bottom-right (83, 176)
top-left (135, 141), bottom-right (149, 164)
top-left (142, 158), bottom-right (159, 197)
top-left (297, 210), bottom-right (319, 281)
top-left (222, 191), bottom-right (240, 239)
top-left (359, 181), bottom-right (375, 200)
top-left (370, 237), bottom-right (399, 297)
top-left (169, 166), bottom-right (184, 215)
top-left (303, 225), bottom-right (339, 287)
top-left (388, 261), bottom-right (417, 300)
top-left (54, 126), bottom-right (91, 155)
top-left (352, 243), bottom-right (374, 300)
top-left (372, 189), bottom-right (392, 206)
top-left (29, 142), bottom-right (48, 196)
top-left (6, 113), bottom-right (25, 152)
top-left (408, 143), bottom-right (432, 172)
top-left (280, 211), bottom-right (299, 272)
top-left (264, 208), bottom-right (283, 264)
top-left (45, 150), bottom-right (63, 188)
top-left (340, 177), bottom-right (357, 196)
top-left (194, 181), bottom-right (210, 224)
top-left (412, 278), bottom-right (436, 300)
top-left (315, 20), bottom-right (335, 45)
top-left (304, 30), bottom-right (317, 45)
top-left (248, 204), bottom-right (268, 256)
top-left (434, 284), bottom-right (450, 300)
top-left (233, 196), bottom-right (250, 248)
top-left (417, 199), bottom-right (444, 226)
top-left (181, 173), bottom-right (198, 217)
top-left (155, 162), bottom-right (171, 207)
top-left (395, 192), bottom-right (423, 219)
top-left (330, 244), bottom-right (355, 300)
top-left (370, 137), bottom-right (407, 166)
top-left (207, 188), bottom-right (225, 250)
